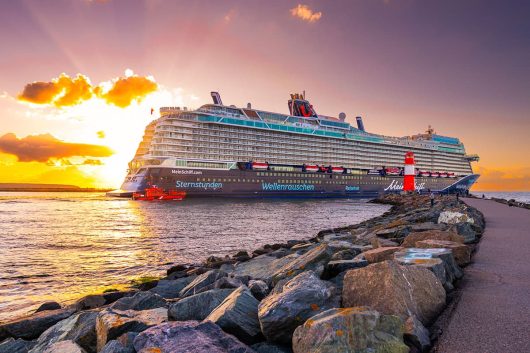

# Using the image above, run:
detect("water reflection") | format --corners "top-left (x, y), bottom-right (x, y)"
top-left (0, 192), bottom-right (389, 322)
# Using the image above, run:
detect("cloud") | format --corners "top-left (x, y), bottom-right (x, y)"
top-left (94, 73), bottom-right (158, 108)
top-left (290, 4), bottom-right (322, 23)
top-left (82, 159), bottom-right (104, 165)
top-left (17, 70), bottom-right (158, 108)
top-left (0, 133), bottom-right (113, 162)
top-left (473, 165), bottom-right (530, 191)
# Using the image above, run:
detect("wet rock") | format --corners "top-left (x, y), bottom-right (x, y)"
top-left (362, 246), bottom-right (402, 263)
top-left (73, 295), bottom-right (106, 311)
top-left (149, 276), bottom-right (196, 299)
top-left (322, 259), bottom-right (368, 279)
top-left (95, 308), bottom-right (167, 351)
top-left (166, 264), bottom-right (189, 276)
top-left (99, 340), bottom-right (133, 353)
top-left (404, 315), bottom-right (431, 352)
top-left (438, 211), bottom-right (475, 225)
top-left (251, 342), bottom-right (292, 353)
top-left (206, 286), bottom-right (262, 344)
top-left (133, 321), bottom-right (255, 353)
top-left (258, 271), bottom-right (339, 344)
top-left (179, 269), bottom-right (227, 298)
top-left (168, 289), bottom-right (234, 321)
top-left (271, 244), bottom-right (333, 285)
top-left (290, 243), bottom-right (313, 252)
top-left (232, 254), bottom-right (297, 284)
top-left (42, 340), bottom-right (86, 353)
top-left (110, 291), bottom-right (166, 311)
top-left (35, 302), bottom-right (62, 313)
top-left (402, 229), bottom-right (465, 248)
top-left (343, 261), bottom-right (446, 324)
top-left (0, 308), bottom-right (75, 340)
top-left (292, 307), bottom-right (408, 353)
top-left (248, 280), bottom-right (269, 301)
top-left (233, 250), bottom-right (251, 262)
top-left (29, 310), bottom-right (98, 353)
top-left (0, 338), bottom-right (36, 353)
top-left (416, 239), bottom-right (471, 266)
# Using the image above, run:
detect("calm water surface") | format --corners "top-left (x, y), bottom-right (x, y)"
top-left (471, 191), bottom-right (530, 203)
top-left (0, 192), bottom-right (390, 322)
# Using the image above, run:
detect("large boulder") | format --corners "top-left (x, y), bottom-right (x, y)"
top-left (29, 310), bottom-right (98, 353)
top-left (416, 239), bottom-right (471, 266)
top-left (342, 261), bottom-right (446, 324)
top-left (292, 307), bottom-right (408, 353)
top-left (149, 276), bottom-right (196, 299)
top-left (232, 254), bottom-right (299, 285)
top-left (35, 302), bottom-right (62, 313)
top-left (42, 340), bottom-right (86, 353)
top-left (205, 286), bottom-right (262, 344)
top-left (362, 246), bottom-right (402, 263)
top-left (133, 321), bottom-right (256, 353)
top-left (0, 308), bottom-right (75, 340)
top-left (179, 270), bottom-right (227, 298)
top-left (322, 259), bottom-right (368, 279)
top-left (271, 244), bottom-right (333, 285)
top-left (168, 289), bottom-right (234, 321)
top-left (395, 256), bottom-right (449, 291)
top-left (73, 291), bottom-right (134, 311)
top-left (450, 222), bottom-right (478, 243)
top-left (394, 248), bottom-right (463, 286)
top-left (95, 308), bottom-right (167, 351)
top-left (401, 230), bottom-right (464, 248)
top-left (258, 271), bottom-right (339, 344)
top-left (109, 291), bottom-right (166, 311)
top-left (0, 338), bottom-right (36, 353)
top-left (248, 280), bottom-right (270, 301)
top-left (438, 211), bottom-right (475, 225)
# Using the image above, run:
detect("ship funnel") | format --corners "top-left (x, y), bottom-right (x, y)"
top-left (356, 116), bottom-right (365, 132)
top-left (211, 91), bottom-right (223, 105)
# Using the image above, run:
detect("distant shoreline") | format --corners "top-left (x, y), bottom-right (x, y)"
top-left (0, 183), bottom-right (113, 193)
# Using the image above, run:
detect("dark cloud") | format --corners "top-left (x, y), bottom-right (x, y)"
top-left (17, 72), bottom-right (157, 108)
top-left (94, 75), bottom-right (158, 108)
top-left (0, 133), bottom-right (113, 162)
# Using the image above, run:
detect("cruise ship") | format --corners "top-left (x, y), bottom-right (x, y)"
top-left (110, 92), bottom-right (479, 198)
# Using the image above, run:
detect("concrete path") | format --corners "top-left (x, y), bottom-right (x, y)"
top-left (435, 198), bottom-right (530, 353)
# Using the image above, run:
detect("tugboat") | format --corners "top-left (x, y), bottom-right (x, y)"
top-left (132, 186), bottom-right (186, 201)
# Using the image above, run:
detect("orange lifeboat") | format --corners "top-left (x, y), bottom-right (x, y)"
top-left (132, 186), bottom-right (186, 201)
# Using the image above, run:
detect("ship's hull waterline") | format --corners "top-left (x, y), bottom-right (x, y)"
top-left (108, 167), bottom-right (479, 198)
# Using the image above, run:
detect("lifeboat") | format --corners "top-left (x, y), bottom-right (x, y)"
top-left (304, 165), bottom-right (319, 173)
top-left (251, 162), bottom-right (269, 170)
top-left (448, 172), bottom-right (456, 178)
top-left (419, 170), bottom-right (431, 177)
top-left (331, 167), bottom-right (345, 174)
top-left (132, 186), bottom-right (186, 201)
top-left (439, 172), bottom-right (448, 178)
top-left (385, 167), bottom-right (401, 176)
top-left (431, 171), bottom-right (440, 178)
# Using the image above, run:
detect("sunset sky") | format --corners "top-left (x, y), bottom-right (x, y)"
top-left (0, 0), bottom-right (528, 190)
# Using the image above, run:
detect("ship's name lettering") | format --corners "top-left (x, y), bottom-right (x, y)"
top-left (171, 169), bottom-right (203, 175)
top-left (345, 186), bottom-right (360, 191)
top-left (175, 181), bottom-right (222, 189)
top-left (384, 180), bottom-right (425, 191)
top-left (262, 183), bottom-right (315, 191)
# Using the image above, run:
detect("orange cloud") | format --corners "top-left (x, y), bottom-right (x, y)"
top-left (290, 4), bottom-right (322, 23)
top-left (0, 133), bottom-right (113, 162)
top-left (17, 71), bottom-right (157, 108)
top-left (18, 74), bottom-right (93, 107)
top-left (82, 158), bottom-right (103, 165)
top-left (94, 75), bottom-right (158, 108)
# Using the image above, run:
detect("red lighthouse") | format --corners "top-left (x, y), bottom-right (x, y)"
top-left (403, 151), bottom-right (415, 192)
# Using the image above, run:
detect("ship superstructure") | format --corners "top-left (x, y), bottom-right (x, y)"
top-left (112, 92), bottom-right (479, 198)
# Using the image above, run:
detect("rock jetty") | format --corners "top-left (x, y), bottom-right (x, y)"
top-left (0, 194), bottom-right (485, 353)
